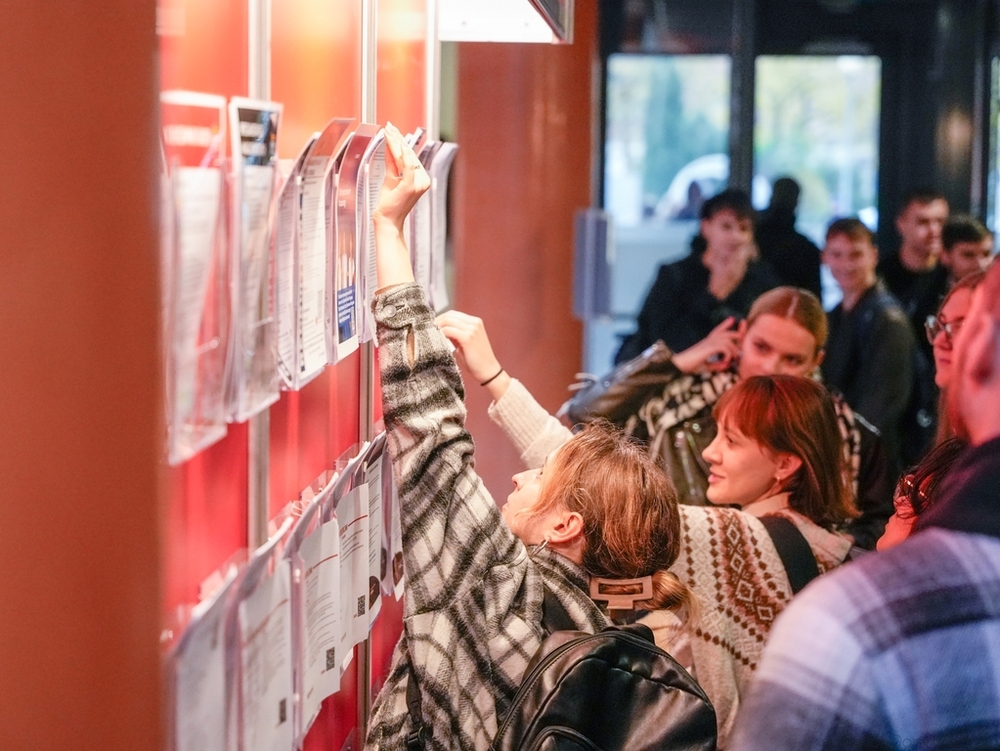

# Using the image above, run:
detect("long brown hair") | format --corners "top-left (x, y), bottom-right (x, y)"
top-left (746, 286), bottom-right (828, 353)
top-left (713, 375), bottom-right (858, 527)
top-left (535, 422), bottom-right (692, 613)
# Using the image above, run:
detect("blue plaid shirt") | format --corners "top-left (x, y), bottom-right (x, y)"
top-left (728, 526), bottom-right (1000, 751)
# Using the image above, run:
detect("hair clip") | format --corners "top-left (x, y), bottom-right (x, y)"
top-left (589, 576), bottom-right (654, 609)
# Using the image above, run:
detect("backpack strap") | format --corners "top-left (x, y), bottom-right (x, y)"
top-left (758, 515), bottom-right (820, 594)
top-left (405, 669), bottom-right (429, 751)
top-left (541, 584), bottom-right (577, 634)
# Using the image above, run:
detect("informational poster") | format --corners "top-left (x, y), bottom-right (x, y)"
top-left (297, 515), bottom-right (343, 730)
top-left (378, 438), bottom-right (403, 600)
top-left (291, 117), bottom-right (355, 380)
top-left (274, 136), bottom-right (316, 389)
top-left (227, 97), bottom-right (282, 422)
top-left (387, 453), bottom-right (404, 599)
top-left (363, 435), bottom-right (386, 626)
top-left (334, 124), bottom-right (380, 355)
top-left (171, 567), bottom-right (240, 751)
top-left (359, 131), bottom-right (388, 343)
top-left (160, 90), bottom-right (229, 465)
top-left (428, 142), bottom-right (459, 312)
top-left (336, 482), bottom-right (371, 651)
top-left (413, 139), bottom-right (439, 297)
top-left (236, 517), bottom-right (294, 751)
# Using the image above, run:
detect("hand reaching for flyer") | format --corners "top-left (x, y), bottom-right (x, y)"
top-left (372, 123), bottom-right (431, 290)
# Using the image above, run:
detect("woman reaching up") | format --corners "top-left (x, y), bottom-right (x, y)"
top-left (365, 124), bottom-right (714, 751)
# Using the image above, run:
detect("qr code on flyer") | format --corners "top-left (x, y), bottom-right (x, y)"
top-left (357, 595), bottom-right (366, 616)
top-left (326, 647), bottom-right (336, 672)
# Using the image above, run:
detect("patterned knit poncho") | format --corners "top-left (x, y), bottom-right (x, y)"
top-left (488, 379), bottom-right (852, 748)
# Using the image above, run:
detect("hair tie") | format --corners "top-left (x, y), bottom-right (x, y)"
top-left (589, 576), bottom-right (654, 609)
top-left (480, 367), bottom-right (505, 387)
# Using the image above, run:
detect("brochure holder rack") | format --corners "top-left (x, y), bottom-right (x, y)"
top-left (226, 98), bottom-right (284, 422)
top-left (161, 91), bottom-right (231, 465)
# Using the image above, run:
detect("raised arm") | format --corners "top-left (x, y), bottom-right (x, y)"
top-left (436, 309), bottom-right (573, 468)
top-left (373, 125), bottom-right (521, 615)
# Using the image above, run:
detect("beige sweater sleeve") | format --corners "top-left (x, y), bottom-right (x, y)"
top-left (487, 379), bottom-right (574, 469)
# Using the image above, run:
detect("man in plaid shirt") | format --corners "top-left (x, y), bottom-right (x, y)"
top-left (729, 260), bottom-right (1000, 751)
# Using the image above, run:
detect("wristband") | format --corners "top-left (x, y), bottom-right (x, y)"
top-left (480, 367), bottom-right (505, 387)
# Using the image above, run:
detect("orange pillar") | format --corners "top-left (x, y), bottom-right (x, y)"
top-left (453, 1), bottom-right (599, 494)
top-left (0, 2), bottom-right (162, 749)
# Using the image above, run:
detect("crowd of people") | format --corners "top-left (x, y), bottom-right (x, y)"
top-left (364, 129), bottom-right (1000, 751)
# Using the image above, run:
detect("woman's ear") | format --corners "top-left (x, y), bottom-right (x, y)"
top-left (547, 511), bottom-right (584, 546)
top-left (776, 453), bottom-right (803, 484)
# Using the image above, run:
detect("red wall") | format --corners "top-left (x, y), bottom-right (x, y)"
top-left (453, 2), bottom-right (599, 497)
top-left (1, 1), bottom-right (162, 749)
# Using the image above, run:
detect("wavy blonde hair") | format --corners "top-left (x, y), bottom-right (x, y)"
top-left (530, 422), bottom-right (694, 615)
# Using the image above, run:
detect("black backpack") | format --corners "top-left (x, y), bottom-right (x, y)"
top-left (489, 590), bottom-right (718, 751)
top-left (406, 589), bottom-right (718, 751)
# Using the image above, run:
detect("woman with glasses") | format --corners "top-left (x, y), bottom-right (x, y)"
top-left (880, 269), bottom-right (988, 549)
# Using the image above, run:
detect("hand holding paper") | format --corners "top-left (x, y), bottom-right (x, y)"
top-left (373, 123), bottom-right (431, 290)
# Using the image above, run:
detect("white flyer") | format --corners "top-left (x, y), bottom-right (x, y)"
top-left (428, 142), bottom-right (459, 312)
top-left (298, 517), bottom-right (344, 730)
top-left (238, 556), bottom-right (293, 751)
top-left (359, 132), bottom-right (387, 343)
top-left (364, 441), bottom-right (385, 627)
top-left (336, 483), bottom-right (371, 651)
top-left (172, 567), bottom-right (239, 751)
top-left (274, 137), bottom-right (316, 389)
top-left (297, 145), bottom-right (335, 385)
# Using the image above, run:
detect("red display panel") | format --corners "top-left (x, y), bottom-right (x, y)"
top-left (271, 1), bottom-right (365, 747)
top-left (158, 0), bottom-right (247, 96)
top-left (272, 0), bottom-right (363, 157)
top-left (377, 0), bottom-right (428, 132)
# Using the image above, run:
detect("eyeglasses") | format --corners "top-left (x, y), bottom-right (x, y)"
top-left (925, 314), bottom-right (962, 345)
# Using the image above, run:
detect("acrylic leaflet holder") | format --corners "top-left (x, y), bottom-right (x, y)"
top-left (226, 97), bottom-right (283, 422)
top-left (161, 90), bottom-right (231, 465)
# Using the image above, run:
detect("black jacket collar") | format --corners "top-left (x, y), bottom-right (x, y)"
top-left (914, 435), bottom-right (1000, 539)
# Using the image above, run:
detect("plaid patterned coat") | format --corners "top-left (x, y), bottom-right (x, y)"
top-left (365, 284), bottom-right (609, 751)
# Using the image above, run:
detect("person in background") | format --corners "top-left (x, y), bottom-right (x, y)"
top-left (928, 269), bottom-right (989, 441)
top-left (878, 187), bottom-right (950, 333)
top-left (728, 260), bottom-right (1000, 751)
top-left (940, 213), bottom-right (993, 288)
top-left (565, 286), bottom-right (892, 550)
top-left (755, 176), bottom-right (822, 299)
top-left (821, 218), bottom-right (915, 471)
top-left (365, 124), bottom-right (710, 751)
top-left (878, 189), bottom-right (951, 463)
top-left (878, 269), bottom-right (987, 550)
top-left (615, 188), bottom-right (780, 364)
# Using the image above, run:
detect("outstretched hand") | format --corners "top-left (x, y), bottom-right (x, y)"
top-left (374, 123), bottom-right (431, 231)
top-left (435, 311), bottom-right (501, 382)
top-left (373, 123), bottom-right (431, 290)
top-left (436, 310), bottom-right (512, 399)
top-left (673, 316), bottom-right (741, 374)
